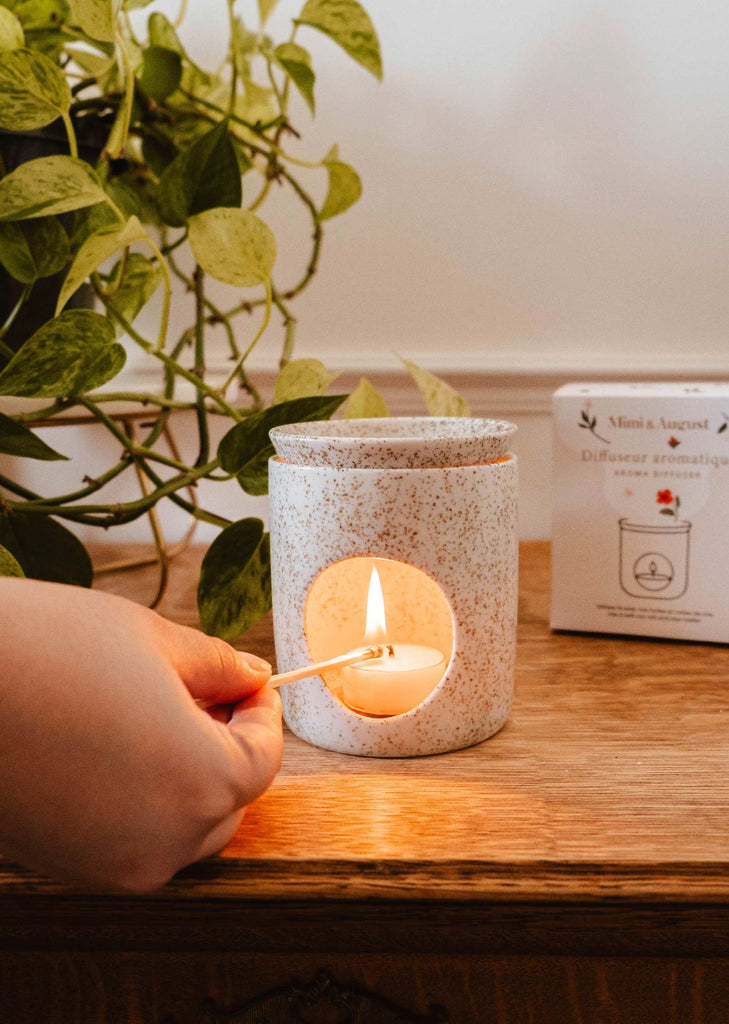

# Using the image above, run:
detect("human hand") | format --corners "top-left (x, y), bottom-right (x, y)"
top-left (0, 576), bottom-right (282, 892)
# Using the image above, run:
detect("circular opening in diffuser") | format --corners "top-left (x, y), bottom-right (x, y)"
top-left (304, 556), bottom-right (455, 718)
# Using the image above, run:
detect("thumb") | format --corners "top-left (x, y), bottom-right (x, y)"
top-left (160, 620), bottom-right (271, 705)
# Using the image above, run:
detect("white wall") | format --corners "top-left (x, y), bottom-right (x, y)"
top-left (128, 0), bottom-right (729, 377)
top-left (5, 0), bottom-right (729, 545)
top-left (233, 0), bottom-right (729, 373)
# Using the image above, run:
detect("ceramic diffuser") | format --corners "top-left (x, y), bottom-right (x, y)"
top-left (268, 417), bottom-right (519, 757)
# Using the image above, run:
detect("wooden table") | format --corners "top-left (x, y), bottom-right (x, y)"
top-left (2, 542), bottom-right (729, 1023)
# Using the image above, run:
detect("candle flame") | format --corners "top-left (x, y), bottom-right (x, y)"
top-left (364, 565), bottom-right (387, 644)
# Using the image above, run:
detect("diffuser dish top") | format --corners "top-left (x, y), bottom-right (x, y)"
top-left (269, 416), bottom-right (517, 468)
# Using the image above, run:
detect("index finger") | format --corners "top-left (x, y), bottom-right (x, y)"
top-left (155, 616), bottom-right (272, 705)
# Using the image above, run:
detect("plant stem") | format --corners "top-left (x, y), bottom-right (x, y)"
top-left (278, 166), bottom-right (322, 300)
top-left (265, 57), bottom-right (284, 112)
top-left (176, 89), bottom-right (324, 170)
top-left (173, 0), bottom-right (188, 29)
top-left (15, 394), bottom-right (197, 424)
top-left (137, 459), bottom-right (232, 528)
top-left (77, 397), bottom-right (136, 450)
top-left (160, 230), bottom-right (189, 256)
top-left (29, 458), bottom-right (221, 525)
top-left (17, 458), bottom-right (133, 508)
top-left (246, 174), bottom-right (273, 213)
top-left (277, 299), bottom-right (297, 368)
top-left (96, 287), bottom-right (242, 420)
top-left (61, 111), bottom-right (78, 158)
top-left (167, 249), bottom-right (263, 410)
top-left (220, 278), bottom-right (272, 394)
top-left (0, 283), bottom-right (32, 342)
top-left (143, 231), bottom-right (172, 353)
top-left (174, 91), bottom-right (268, 149)
top-left (222, 166), bottom-right (322, 321)
top-left (192, 264), bottom-right (210, 466)
top-left (207, 296), bottom-right (264, 409)
top-left (0, 473), bottom-right (41, 501)
top-left (108, 29), bottom-right (136, 159)
top-left (226, 0), bottom-right (238, 117)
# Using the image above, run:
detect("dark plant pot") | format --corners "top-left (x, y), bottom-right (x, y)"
top-left (0, 121), bottom-right (106, 352)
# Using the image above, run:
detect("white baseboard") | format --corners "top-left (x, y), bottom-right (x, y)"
top-left (12, 354), bottom-right (726, 545)
top-left (116, 349), bottom-right (729, 416)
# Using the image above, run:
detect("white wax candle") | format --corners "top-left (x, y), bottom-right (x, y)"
top-left (340, 644), bottom-right (445, 717)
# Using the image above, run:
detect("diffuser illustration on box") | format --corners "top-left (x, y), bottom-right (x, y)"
top-left (618, 501), bottom-right (691, 600)
top-left (268, 417), bottom-right (519, 757)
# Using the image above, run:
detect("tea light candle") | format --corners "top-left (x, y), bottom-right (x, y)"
top-left (339, 565), bottom-right (446, 717)
top-left (340, 644), bottom-right (446, 716)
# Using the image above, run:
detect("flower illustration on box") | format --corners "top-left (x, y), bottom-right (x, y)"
top-left (619, 490), bottom-right (691, 600)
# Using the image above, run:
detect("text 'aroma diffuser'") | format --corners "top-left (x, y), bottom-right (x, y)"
top-left (268, 417), bottom-right (518, 757)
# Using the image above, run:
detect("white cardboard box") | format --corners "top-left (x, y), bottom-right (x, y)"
top-left (551, 382), bottom-right (729, 643)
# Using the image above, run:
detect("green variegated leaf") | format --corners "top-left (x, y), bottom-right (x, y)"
top-left (65, 47), bottom-right (115, 84)
top-left (257, 0), bottom-right (278, 25)
top-left (12, 0), bottom-right (71, 60)
top-left (319, 147), bottom-right (361, 220)
top-left (0, 544), bottom-right (25, 578)
top-left (104, 176), bottom-right (145, 221)
top-left (0, 511), bottom-right (92, 586)
top-left (197, 518), bottom-right (271, 640)
top-left (141, 134), bottom-right (177, 177)
top-left (0, 216), bottom-right (69, 283)
top-left (0, 7), bottom-right (24, 50)
top-left (401, 358), bottom-right (471, 417)
top-left (14, 0), bottom-right (70, 31)
top-left (232, 17), bottom-right (256, 77)
top-left (68, 0), bottom-right (116, 42)
top-left (105, 252), bottom-right (161, 335)
top-left (107, 173), bottom-right (160, 226)
top-left (218, 394), bottom-right (347, 494)
top-left (344, 376), bottom-right (389, 418)
top-left (158, 121), bottom-right (242, 228)
top-left (274, 358), bottom-right (340, 403)
top-left (274, 42), bottom-right (315, 114)
top-left (235, 449), bottom-right (271, 496)
top-left (147, 10), bottom-right (183, 53)
top-left (0, 310), bottom-right (126, 397)
top-left (138, 44), bottom-right (181, 102)
top-left (56, 215), bottom-right (146, 314)
top-left (0, 47), bottom-right (70, 130)
top-left (296, 0), bottom-right (382, 80)
top-left (0, 156), bottom-right (106, 221)
top-left (70, 200), bottom-right (118, 252)
top-left (0, 410), bottom-right (68, 460)
top-left (188, 207), bottom-right (275, 287)
top-left (232, 139), bottom-right (253, 176)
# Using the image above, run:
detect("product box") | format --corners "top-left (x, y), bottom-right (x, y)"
top-left (551, 382), bottom-right (729, 643)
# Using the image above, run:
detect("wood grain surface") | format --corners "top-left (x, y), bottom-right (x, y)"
top-left (4, 543), bottom-right (729, 1021)
top-left (2, 541), bottom-right (729, 908)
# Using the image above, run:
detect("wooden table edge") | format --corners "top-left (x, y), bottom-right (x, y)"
top-left (5, 858), bottom-right (729, 904)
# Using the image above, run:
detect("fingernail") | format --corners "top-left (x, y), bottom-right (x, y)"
top-left (240, 652), bottom-right (272, 673)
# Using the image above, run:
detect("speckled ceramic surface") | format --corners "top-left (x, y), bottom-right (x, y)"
top-left (269, 416), bottom-right (516, 469)
top-left (268, 418), bottom-right (519, 757)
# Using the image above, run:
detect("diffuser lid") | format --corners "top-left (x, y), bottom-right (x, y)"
top-left (269, 416), bottom-right (516, 469)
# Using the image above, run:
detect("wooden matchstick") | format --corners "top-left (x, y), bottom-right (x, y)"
top-left (268, 645), bottom-right (386, 688)
top-left (194, 646), bottom-right (392, 710)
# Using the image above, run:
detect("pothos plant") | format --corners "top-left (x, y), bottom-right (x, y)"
top-left (0, 0), bottom-right (469, 639)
